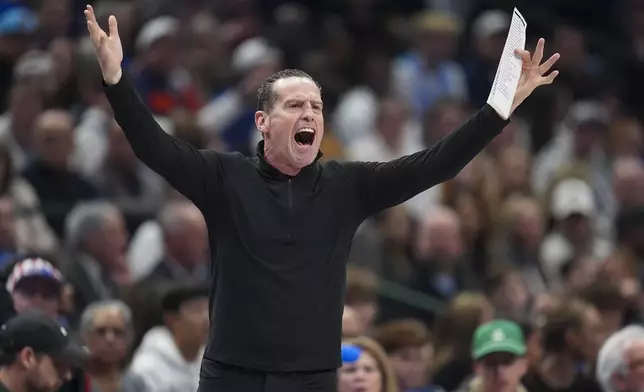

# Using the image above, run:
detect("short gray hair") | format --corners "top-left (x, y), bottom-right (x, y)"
top-left (65, 201), bottom-right (120, 252)
top-left (596, 325), bottom-right (644, 392)
top-left (79, 300), bottom-right (133, 338)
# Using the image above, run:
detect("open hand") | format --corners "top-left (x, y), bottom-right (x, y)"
top-left (84, 5), bottom-right (123, 85)
top-left (511, 38), bottom-right (560, 113)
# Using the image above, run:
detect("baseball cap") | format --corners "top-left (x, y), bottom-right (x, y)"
top-left (341, 344), bottom-right (362, 363)
top-left (472, 320), bottom-right (526, 360)
top-left (472, 10), bottom-right (510, 39)
top-left (565, 101), bottom-right (610, 130)
top-left (0, 7), bottom-right (38, 36)
top-left (0, 312), bottom-right (89, 368)
top-left (550, 178), bottom-right (596, 221)
top-left (231, 37), bottom-right (281, 74)
top-left (14, 50), bottom-right (55, 79)
top-left (5, 257), bottom-right (64, 294)
top-left (135, 16), bottom-right (179, 52)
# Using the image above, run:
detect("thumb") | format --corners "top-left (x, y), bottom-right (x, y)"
top-left (514, 49), bottom-right (531, 63)
top-left (108, 15), bottom-right (119, 38)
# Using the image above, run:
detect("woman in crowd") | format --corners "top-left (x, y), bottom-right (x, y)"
top-left (339, 336), bottom-right (399, 392)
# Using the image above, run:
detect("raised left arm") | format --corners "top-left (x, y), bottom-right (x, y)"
top-left (346, 38), bottom-right (559, 217)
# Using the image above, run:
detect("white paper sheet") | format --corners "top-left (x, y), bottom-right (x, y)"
top-left (486, 8), bottom-right (527, 120)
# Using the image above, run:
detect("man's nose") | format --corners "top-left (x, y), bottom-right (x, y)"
top-left (104, 330), bottom-right (116, 342)
top-left (302, 103), bottom-right (315, 120)
top-left (301, 112), bottom-right (314, 122)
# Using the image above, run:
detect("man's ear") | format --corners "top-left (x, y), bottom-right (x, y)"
top-left (255, 111), bottom-right (269, 136)
top-left (19, 347), bottom-right (37, 369)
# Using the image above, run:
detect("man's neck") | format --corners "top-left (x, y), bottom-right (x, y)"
top-left (89, 364), bottom-right (122, 392)
top-left (263, 142), bottom-right (301, 177)
top-left (87, 361), bottom-right (120, 378)
top-left (0, 369), bottom-right (25, 392)
top-left (539, 353), bottom-right (578, 388)
top-left (173, 335), bottom-right (201, 363)
top-left (473, 376), bottom-right (522, 392)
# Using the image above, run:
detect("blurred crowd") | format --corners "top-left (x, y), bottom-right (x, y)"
top-left (2, 0), bottom-right (644, 391)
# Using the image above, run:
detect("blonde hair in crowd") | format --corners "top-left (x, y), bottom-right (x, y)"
top-left (343, 336), bottom-right (400, 392)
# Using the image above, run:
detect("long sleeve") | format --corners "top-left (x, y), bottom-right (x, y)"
top-left (102, 73), bottom-right (223, 208)
top-left (345, 104), bottom-right (509, 217)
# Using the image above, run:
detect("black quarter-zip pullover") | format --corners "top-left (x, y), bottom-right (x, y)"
top-left (103, 73), bottom-right (509, 372)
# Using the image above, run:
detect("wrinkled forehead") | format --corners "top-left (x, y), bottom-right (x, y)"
top-left (273, 77), bottom-right (321, 103)
top-left (92, 307), bottom-right (126, 326)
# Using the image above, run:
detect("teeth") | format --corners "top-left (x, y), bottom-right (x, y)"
top-left (298, 128), bottom-right (315, 133)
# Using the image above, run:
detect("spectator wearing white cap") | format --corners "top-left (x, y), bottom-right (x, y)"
top-left (461, 10), bottom-right (510, 107)
top-left (131, 16), bottom-right (203, 116)
top-left (541, 178), bottom-right (612, 284)
top-left (532, 101), bottom-right (613, 204)
top-left (197, 37), bottom-right (281, 155)
top-left (596, 325), bottom-right (644, 392)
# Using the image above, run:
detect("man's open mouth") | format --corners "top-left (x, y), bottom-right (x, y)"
top-left (294, 128), bottom-right (315, 146)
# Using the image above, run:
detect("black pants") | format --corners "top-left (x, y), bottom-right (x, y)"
top-left (198, 358), bottom-right (337, 392)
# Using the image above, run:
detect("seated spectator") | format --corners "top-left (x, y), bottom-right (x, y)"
top-left (197, 37), bottom-right (281, 155)
top-left (374, 318), bottom-right (441, 392)
top-left (3, 256), bottom-right (67, 326)
top-left (63, 202), bottom-right (130, 327)
top-left (392, 11), bottom-right (467, 119)
top-left (483, 263), bottom-right (531, 322)
top-left (140, 200), bottom-right (208, 285)
top-left (79, 300), bottom-right (148, 392)
top-left (494, 195), bottom-right (549, 296)
top-left (541, 178), bottom-right (611, 285)
top-left (432, 292), bottom-right (493, 391)
top-left (93, 119), bottom-right (166, 233)
top-left (22, 109), bottom-right (100, 237)
top-left (0, 142), bottom-right (57, 256)
top-left (0, 254), bottom-right (81, 392)
top-left (454, 320), bottom-right (528, 392)
top-left (131, 16), bottom-right (203, 116)
top-left (523, 298), bottom-right (605, 392)
top-left (129, 282), bottom-right (209, 392)
top-left (345, 265), bottom-right (380, 334)
top-left (0, 81), bottom-right (43, 172)
top-left (0, 311), bottom-right (89, 392)
top-left (339, 336), bottom-right (398, 392)
top-left (411, 207), bottom-right (478, 304)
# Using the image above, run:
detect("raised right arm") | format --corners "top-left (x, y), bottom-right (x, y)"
top-left (102, 73), bottom-right (223, 207)
top-left (85, 5), bottom-right (222, 207)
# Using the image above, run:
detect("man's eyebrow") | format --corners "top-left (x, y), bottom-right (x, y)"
top-left (284, 98), bottom-right (323, 105)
